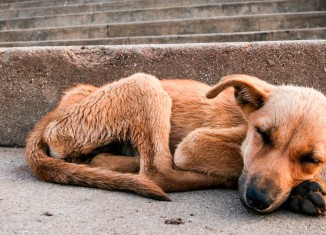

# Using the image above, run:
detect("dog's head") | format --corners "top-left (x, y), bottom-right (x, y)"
top-left (207, 74), bottom-right (326, 213)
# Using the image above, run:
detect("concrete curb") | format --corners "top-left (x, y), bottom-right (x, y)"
top-left (0, 41), bottom-right (325, 146)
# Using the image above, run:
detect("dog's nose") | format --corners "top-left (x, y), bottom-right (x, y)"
top-left (245, 187), bottom-right (272, 211)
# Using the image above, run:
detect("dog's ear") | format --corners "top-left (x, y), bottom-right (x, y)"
top-left (206, 74), bottom-right (272, 114)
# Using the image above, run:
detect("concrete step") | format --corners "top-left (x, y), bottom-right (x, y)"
top-left (0, 42), bottom-right (325, 146)
top-left (1, 28), bottom-right (324, 47)
top-left (0, 0), bottom-right (274, 19)
top-left (0, 12), bottom-right (325, 42)
top-left (0, 0), bottom-right (272, 10)
top-left (0, 0), bottom-right (131, 10)
top-left (0, 0), bottom-right (32, 4)
top-left (0, 0), bottom-right (324, 30)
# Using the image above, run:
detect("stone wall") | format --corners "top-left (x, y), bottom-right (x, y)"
top-left (0, 41), bottom-right (325, 146)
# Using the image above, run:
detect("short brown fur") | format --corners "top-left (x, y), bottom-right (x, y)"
top-left (25, 73), bottom-right (326, 214)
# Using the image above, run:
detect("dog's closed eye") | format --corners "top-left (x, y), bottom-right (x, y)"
top-left (300, 152), bottom-right (321, 165)
top-left (255, 127), bottom-right (272, 146)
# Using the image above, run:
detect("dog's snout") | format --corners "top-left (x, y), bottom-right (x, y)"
top-left (245, 187), bottom-right (272, 211)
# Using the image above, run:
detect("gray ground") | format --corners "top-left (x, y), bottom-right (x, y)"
top-left (1, 147), bottom-right (325, 235)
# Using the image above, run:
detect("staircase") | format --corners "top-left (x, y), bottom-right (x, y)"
top-left (0, 0), bottom-right (325, 47)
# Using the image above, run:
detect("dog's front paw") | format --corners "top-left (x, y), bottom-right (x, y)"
top-left (287, 181), bottom-right (326, 216)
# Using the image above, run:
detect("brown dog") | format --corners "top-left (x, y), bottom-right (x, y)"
top-left (25, 73), bottom-right (326, 215)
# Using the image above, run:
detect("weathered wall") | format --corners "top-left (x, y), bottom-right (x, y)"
top-left (0, 41), bottom-right (325, 146)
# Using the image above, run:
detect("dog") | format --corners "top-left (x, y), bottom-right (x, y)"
top-left (25, 73), bottom-right (326, 215)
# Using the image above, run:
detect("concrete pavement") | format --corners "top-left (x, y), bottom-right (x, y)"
top-left (1, 147), bottom-right (325, 235)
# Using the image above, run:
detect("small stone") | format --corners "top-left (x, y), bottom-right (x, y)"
top-left (164, 218), bottom-right (185, 225)
top-left (266, 59), bottom-right (276, 66)
top-left (42, 211), bottom-right (53, 217)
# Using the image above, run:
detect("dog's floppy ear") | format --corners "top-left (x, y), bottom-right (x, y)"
top-left (206, 74), bottom-right (272, 114)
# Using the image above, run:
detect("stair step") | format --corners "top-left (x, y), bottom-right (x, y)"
top-left (0, 12), bottom-right (325, 42)
top-left (0, 0), bottom-right (276, 19)
top-left (0, 0), bottom-right (130, 10)
top-left (1, 28), bottom-right (324, 47)
top-left (0, 0), bottom-right (274, 10)
top-left (0, 0), bottom-right (32, 4)
top-left (0, 0), bottom-right (324, 30)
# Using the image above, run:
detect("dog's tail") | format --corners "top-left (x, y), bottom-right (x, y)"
top-left (25, 116), bottom-right (170, 201)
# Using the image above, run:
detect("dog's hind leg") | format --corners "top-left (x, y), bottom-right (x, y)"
top-left (116, 74), bottom-right (174, 175)
top-left (90, 154), bottom-right (140, 173)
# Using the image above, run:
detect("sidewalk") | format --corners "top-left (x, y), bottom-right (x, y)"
top-left (1, 147), bottom-right (325, 234)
